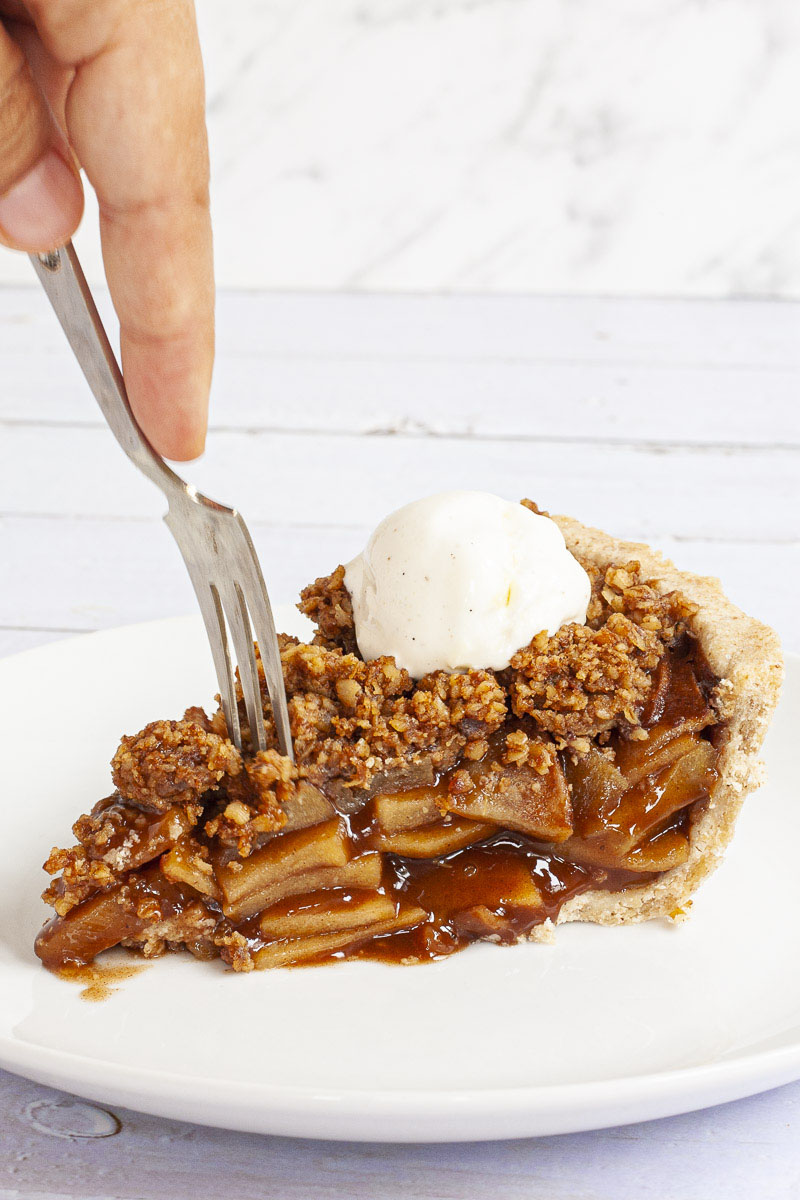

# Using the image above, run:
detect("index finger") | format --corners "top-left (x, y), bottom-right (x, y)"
top-left (29, 0), bottom-right (214, 460)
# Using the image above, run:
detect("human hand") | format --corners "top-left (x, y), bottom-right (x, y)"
top-left (0, 0), bottom-right (213, 460)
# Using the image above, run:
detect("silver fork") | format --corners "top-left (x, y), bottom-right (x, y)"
top-left (30, 242), bottom-right (293, 760)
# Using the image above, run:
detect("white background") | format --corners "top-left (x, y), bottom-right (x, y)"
top-left (0, 0), bottom-right (799, 295)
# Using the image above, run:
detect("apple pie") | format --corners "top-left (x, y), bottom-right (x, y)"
top-left (35, 508), bottom-right (783, 973)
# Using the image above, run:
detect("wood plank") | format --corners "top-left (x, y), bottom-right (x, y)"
top-left (199, 356), bottom-right (800, 444)
top-left (3, 353), bottom-right (797, 445)
top-left (215, 293), bottom-right (800, 369)
top-left (0, 516), bottom-right (363, 632)
top-left (3, 287), bottom-right (800, 366)
top-left (0, 516), bottom-right (795, 650)
top-left (0, 425), bottom-right (796, 541)
top-left (0, 289), bottom-right (797, 442)
top-left (1, 1069), bottom-right (799, 1200)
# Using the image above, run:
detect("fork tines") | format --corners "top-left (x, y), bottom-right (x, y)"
top-left (166, 502), bottom-right (294, 761)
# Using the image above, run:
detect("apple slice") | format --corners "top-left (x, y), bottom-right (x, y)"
top-left (216, 818), bottom-right (351, 917)
top-left (35, 885), bottom-right (144, 969)
top-left (373, 817), bottom-right (492, 858)
top-left (578, 740), bottom-right (717, 853)
top-left (281, 782), bottom-right (336, 832)
top-left (613, 728), bottom-right (709, 786)
top-left (161, 835), bottom-right (221, 901)
top-left (624, 826), bottom-right (690, 872)
top-left (222, 851), bottom-right (383, 923)
top-left (646, 650), bottom-right (712, 727)
top-left (564, 748), bottom-right (628, 833)
top-left (254, 904), bottom-right (427, 968)
top-left (560, 825), bottom-right (690, 873)
top-left (444, 758), bottom-right (573, 841)
top-left (259, 888), bottom-right (396, 939)
top-left (452, 865), bottom-right (545, 940)
top-left (372, 786), bottom-right (443, 834)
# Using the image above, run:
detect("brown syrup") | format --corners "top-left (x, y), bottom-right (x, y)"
top-left (57, 960), bottom-right (148, 1002)
top-left (225, 833), bottom-right (655, 968)
top-left (36, 865), bottom-right (217, 971)
top-left (38, 634), bottom-right (719, 973)
top-left (642, 634), bottom-right (715, 728)
top-left (358, 837), bottom-right (601, 964)
top-left (250, 636), bottom-right (715, 967)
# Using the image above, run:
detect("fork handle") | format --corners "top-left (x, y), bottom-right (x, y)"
top-left (30, 243), bottom-right (181, 497)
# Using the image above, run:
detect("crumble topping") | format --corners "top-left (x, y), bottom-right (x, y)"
top-left (501, 728), bottom-right (558, 772)
top-left (121, 900), bottom-right (218, 961)
top-left (509, 613), bottom-right (664, 749)
top-left (111, 719), bottom-right (241, 811)
top-left (295, 548), bottom-right (695, 758)
top-left (43, 846), bottom-right (116, 916)
top-left (42, 798), bottom-right (203, 916)
top-left (586, 561), bottom-right (698, 638)
top-left (41, 505), bottom-right (701, 930)
top-left (259, 640), bottom-right (507, 794)
top-left (299, 564), bottom-right (358, 654)
top-left (204, 749), bottom-right (294, 856)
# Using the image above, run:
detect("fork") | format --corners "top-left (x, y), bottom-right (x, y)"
top-left (29, 242), bottom-right (294, 761)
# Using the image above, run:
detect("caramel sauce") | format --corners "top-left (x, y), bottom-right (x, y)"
top-left (38, 634), bottom-right (720, 975)
top-left (83, 798), bottom-right (193, 871)
top-left (222, 833), bottom-right (654, 967)
top-left (641, 634), bottom-right (716, 728)
top-left (35, 865), bottom-right (217, 971)
top-left (58, 960), bottom-right (148, 1002)
top-left (360, 837), bottom-right (602, 963)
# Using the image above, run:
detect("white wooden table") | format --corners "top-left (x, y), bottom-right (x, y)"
top-left (1, 288), bottom-right (798, 1198)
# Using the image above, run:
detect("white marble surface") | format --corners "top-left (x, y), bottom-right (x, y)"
top-left (2, 0), bottom-right (800, 296)
top-left (0, 286), bottom-right (799, 1196)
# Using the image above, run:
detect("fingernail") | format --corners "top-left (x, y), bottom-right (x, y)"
top-left (0, 149), bottom-right (84, 250)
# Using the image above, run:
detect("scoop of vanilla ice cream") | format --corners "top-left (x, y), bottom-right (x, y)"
top-left (344, 491), bottom-right (591, 678)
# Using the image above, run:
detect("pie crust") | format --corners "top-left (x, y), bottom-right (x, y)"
top-left (34, 509), bottom-right (785, 972)
top-left (548, 514), bottom-right (784, 934)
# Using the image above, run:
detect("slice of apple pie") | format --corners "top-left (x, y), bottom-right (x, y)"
top-left (35, 501), bottom-right (783, 974)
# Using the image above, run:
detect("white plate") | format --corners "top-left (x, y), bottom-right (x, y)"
top-left (0, 613), bottom-right (797, 1142)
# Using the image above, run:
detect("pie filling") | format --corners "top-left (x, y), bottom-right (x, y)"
top-left (35, 549), bottom-right (722, 974)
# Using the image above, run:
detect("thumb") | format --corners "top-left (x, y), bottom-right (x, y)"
top-left (0, 24), bottom-right (83, 251)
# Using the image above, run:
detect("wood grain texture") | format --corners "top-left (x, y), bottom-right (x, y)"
top-left (1, 291), bottom-right (799, 439)
top-left (3, 426), bottom-right (798, 541)
top-left (0, 287), bottom-right (798, 1198)
top-left (1, 1072), bottom-right (800, 1200)
top-left (0, 516), bottom-right (794, 647)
